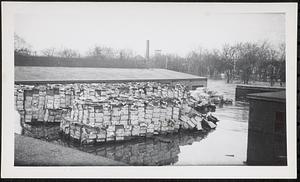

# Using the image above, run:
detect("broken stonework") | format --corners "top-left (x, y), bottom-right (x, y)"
top-left (15, 81), bottom-right (218, 143)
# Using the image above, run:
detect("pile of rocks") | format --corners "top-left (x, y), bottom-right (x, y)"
top-left (14, 85), bottom-right (72, 123)
top-left (14, 81), bottom-right (219, 144)
top-left (190, 87), bottom-right (233, 105)
top-left (61, 99), bottom-right (183, 144)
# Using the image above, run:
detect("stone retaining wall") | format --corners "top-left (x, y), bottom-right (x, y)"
top-left (15, 81), bottom-right (215, 143)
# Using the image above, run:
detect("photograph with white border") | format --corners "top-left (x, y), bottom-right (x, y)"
top-left (1, 2), bottom-right (297, 179)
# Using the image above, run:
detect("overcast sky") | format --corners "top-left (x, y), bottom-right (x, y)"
top-left (14, 3), bottom-right (285, 57)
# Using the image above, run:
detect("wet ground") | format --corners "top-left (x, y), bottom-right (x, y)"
top-left (20, 79), bottom-right (249, 166)
top-left (15, 133), bottom-right (127, 166)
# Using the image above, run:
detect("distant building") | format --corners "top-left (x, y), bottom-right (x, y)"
top-left (154, 50), bottom-right (162, 57)
top-left (246, 91), bottom-right (286, 165)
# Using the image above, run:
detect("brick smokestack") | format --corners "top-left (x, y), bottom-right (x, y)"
top-left (146, 40), bottom-right (149, 60)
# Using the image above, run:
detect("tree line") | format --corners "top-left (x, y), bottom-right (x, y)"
top-left (15, 34), bottom-right (285, 86)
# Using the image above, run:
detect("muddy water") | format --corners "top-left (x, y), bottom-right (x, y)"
top-left (174, 79), bottom-right (249, 165)
top-left (21, 79), bottom-right (249, 166)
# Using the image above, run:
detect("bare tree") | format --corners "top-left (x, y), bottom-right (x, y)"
top-left (186, 47), bottom-right (206, 75)
top-left (278, 42), bottom-right (286, 86)
top-left (87, 45), bottom-right (118, 59)
top-left (57, 48), bottom-right (80, 58)
top-left (86, 46), bottom-right (102, 58)
top-left (119, 49), bottom-right (134, 60)
top-left (41, 47), bottom-right (56, 57)
top-left (234, 42), bottom-right (260, 84)
top-left (221, 44), bottom-right (239, 83)
top-left (14, 33), bottom-right (33, 56)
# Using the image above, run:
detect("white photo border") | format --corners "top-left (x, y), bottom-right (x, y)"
top-left (1, 2), bottom-right (297, 179)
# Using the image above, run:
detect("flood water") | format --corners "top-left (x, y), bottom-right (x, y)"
top-left (174, 79), bottom-right (249, 165)
top-left (21, 79), bottom-right (249, 166)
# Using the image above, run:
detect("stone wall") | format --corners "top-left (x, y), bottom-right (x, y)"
top-left (15, 81), bottom-right (215, 143)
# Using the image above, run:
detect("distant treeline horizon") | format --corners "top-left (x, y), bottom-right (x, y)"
top-left (15, 34), bottom-right (285, 86)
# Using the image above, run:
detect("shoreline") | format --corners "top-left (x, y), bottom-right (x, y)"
top-left (14, 133), bottom-right (127, 166)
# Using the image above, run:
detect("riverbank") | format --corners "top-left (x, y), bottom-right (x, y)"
top-left (14, 133), bottom-right (127, 166)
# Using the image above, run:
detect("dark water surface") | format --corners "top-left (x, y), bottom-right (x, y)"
top-left (21, 79), bottom-right (249, 166)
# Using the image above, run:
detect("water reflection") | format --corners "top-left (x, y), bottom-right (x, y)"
top-left (22, 122), bottom-right (61, 141)
top-left (77, 131), bottom-right (211, 166)
top-left (21, 122), bottom-right (212, 166)
top-left (78, 137), bottom-right (180, 166)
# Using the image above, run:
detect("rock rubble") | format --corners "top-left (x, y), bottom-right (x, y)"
top-left (15, 81), bottom-right (219, 143)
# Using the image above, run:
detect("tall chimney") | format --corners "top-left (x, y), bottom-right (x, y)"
top-left (146, 40), bottom-right (149, 60)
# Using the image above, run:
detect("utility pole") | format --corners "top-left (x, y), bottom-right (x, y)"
top-left (146, 40), bottom-right (150, 68)
top-left (165, 56), bottom-right (168, 69)
top-left (187, 58), bottom-right (191, 73)
top-left (233, 54), bottom-right (237, 80)
top-left (146, 40), bottom-right (149, 61)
